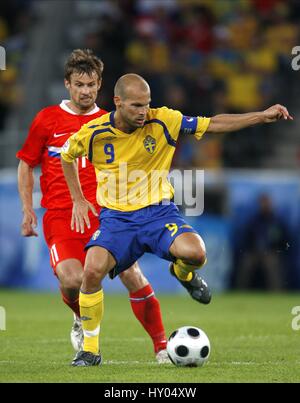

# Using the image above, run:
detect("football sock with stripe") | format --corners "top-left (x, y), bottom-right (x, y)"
top-left (174, 258), bottom-right (207, 282)
top-left (130, 284), bottom-right (167, 353)
top-left (79, 289), bottom-right (104, 355)
top-left (60, 291), bottom-right (80, 319)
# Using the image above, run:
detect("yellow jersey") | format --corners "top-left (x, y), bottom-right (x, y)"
top-left (61, 107), bottom-right (210, 211)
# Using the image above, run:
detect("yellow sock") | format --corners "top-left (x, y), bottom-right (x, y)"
top-left (174, 258), bottom-right (207, 282)
top-left (79, 289), bottom-right (104, 355)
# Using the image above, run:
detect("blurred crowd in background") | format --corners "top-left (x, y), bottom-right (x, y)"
top-left (77, 0), bottom-right (299, 169)
top-left (0, 0), bottom-right (32, 130)
top-left (1, 0), bottom-right (300, 168)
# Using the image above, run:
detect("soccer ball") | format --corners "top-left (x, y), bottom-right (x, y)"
top-left (167, 326), bottom-right (210, 367)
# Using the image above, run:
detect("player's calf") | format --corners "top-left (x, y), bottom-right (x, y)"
top-left (56, 259), bottom-right (83, 291)
top-left (169, 232), bottom-right (206, 281)
top-left (57, 262), bottom-right (83, 318)
top-left (119, 262), bottom-right (148, 292)
top-left (169, 233), bottom-right (211, 304)
top-left (77, 248), bottom-right (114, 358)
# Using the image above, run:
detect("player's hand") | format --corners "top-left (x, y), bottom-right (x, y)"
top-left (21, 208), bottom-right (38, 237)
top-left (71, 199), bottom-right (98, 233)
top-left (263, 104), bottom-right (293, 123)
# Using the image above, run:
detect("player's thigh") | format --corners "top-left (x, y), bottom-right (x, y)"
top-left (56, 258), bottom-right (83, 290)
top-left (85, 215), bottom-right (145, 279)
top-left (169, 232), bottom-right (206, 265)
top-left (119, 261), bottom-right (149, 292)
top-left (43, 209), bottom-right (97, 273)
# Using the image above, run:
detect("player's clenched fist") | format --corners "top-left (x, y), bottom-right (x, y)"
top-left (21, 208), bottom-right (38, 237)
top-left (263, 104), bottom-right (293, 123)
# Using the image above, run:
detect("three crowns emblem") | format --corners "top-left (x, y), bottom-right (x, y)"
top-left (144, 135), bottom-right (156, 154)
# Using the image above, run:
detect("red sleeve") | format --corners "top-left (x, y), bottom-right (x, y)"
top-left (16, 109), bottom-right (52, 167)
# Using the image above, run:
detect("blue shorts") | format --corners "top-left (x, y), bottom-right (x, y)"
top-left (85, 202), bottom-right (197, 278)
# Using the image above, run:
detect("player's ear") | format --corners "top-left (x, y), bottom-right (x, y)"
top-left (97, 78), bottom-right (102, 91)
top-left (114, 96), bottom-right (121, 108)
top-left (65, 79), bottom-right (70, 91)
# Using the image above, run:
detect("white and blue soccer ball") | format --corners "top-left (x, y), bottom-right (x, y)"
top-left (167, 326), bottom-right (210, 367)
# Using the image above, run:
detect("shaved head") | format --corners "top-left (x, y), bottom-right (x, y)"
top-left (114, 74), bottom-right (150, 99)
top-left (113, 74), bottom-right (151, 133)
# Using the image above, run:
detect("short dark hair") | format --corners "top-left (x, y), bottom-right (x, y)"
top-left (64, 49), bottom-right (104, 82)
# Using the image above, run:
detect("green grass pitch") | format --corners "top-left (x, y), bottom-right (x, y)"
top-left (0, 290), bottom-right (299, 383)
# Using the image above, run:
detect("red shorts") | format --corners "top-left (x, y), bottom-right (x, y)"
top-left (43, 209), bottom-right (100, 274)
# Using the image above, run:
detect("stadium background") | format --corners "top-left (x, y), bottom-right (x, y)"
top-left (0, 0), bottom-right (300, 294)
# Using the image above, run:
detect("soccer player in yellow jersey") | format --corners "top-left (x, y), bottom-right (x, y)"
top-left (61, 74), bottom-right (293, 366)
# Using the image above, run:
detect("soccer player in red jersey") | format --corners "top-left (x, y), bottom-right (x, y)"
top-left (17, 49), bottom-right (169, 363)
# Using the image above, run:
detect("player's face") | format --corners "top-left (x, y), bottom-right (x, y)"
top-left (115, 91), bottom-right (151, 132)
top-left (65, 72), bottom-right (101, 111)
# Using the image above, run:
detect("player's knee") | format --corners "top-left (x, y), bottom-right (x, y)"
top-left (83, 248), bottom-right (116, 289)
top-left (188, 236), bottom-right (206, 266)
top-left (172, 233), bottom-right (207, 266)
top-left (179, 240), bottom-right (206, 266)
top-left (57, 264), bottom-right (83, 290)
top-left (194, 250), bottom-right (207, 267)
top-left (84, 258), bottom-right (110, 286)
top-left (84, 263), bottom-right (103, 285)
top-left (183, 248), bottom-right (206, 267)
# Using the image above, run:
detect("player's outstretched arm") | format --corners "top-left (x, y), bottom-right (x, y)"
top-left (17, 160), bottom-right (38, 237)
top-left (61, 158), bottom-right (98, 234)
top-left (206, 104), bottom-right (293, 134)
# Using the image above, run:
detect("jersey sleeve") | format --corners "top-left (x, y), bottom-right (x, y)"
top-left (61, 124), bottom-right (92, 162)
top-left (179, 115), bottom-right (211, 141)
top-left (155, 107), bottom-right (210, 143)
top-left (16, 110), bottom-right (51, 167)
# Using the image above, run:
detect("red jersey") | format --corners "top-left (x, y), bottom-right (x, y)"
top-left (17, 100), bottom-right (107, 210)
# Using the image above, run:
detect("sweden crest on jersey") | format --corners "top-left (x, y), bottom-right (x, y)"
top-left (92, 230), bottom-right (101, 241)
top-left (144, 135), bottom-right (156, 154)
